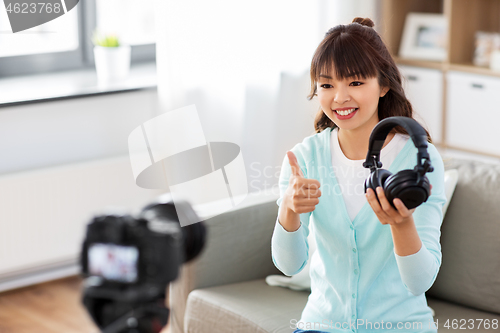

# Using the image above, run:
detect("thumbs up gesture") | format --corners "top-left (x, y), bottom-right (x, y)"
top-left (283, 151), bottom-right (322, 214)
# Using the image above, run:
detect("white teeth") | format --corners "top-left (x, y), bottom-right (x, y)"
top-left (336, 108), bottom-right (356, 116)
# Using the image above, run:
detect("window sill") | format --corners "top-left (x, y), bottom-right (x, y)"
top-left (0, 62), bottom-right (157, 108)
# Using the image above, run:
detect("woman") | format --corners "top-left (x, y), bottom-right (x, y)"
top-left (272, 17), bottom-right (445, 333)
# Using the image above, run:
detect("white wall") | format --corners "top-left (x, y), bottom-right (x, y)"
top-left (0, 90), bottom-right (166, 290)
top-left (0, 90), bottom-right (159, 175)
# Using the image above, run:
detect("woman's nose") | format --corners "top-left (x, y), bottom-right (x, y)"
top-left (334, 87), bottom-right (351, 104)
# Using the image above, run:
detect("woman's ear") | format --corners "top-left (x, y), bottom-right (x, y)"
top-left (380, 86), bottom-right (390, 97)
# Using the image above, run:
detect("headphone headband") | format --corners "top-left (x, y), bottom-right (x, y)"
top-left (363, 117), bottom-right (432, 175)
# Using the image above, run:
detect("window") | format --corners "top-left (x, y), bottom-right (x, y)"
top-left (0, 3), bottom-right (79, 57)
top-left (0, 0), bottom-right (155, 78)
top-left (95, 0), bottom-right (155, 45)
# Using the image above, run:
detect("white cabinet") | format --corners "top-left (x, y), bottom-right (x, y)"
top-left (399, 65), bottom-right (443, 144)
top-left (446, 71), bottom-right (500, 156)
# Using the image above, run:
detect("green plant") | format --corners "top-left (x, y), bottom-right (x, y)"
top-left (92, 30), bottom-right (120, 47)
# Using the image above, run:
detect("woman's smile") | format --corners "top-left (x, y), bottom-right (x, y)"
top-left (334, 107), bottom-right (358, 119)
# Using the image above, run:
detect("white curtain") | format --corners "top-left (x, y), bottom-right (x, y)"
top-left (153, 0), bottom-right (377, 194)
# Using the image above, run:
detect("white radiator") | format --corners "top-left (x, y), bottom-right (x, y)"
top-left (0, 155), bottom-right (164, 291)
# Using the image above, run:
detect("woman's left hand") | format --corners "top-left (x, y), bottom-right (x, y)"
top-left (365, 185), bottom-right (432, 226)
top-left (365, 187), bottom-right (415, 225)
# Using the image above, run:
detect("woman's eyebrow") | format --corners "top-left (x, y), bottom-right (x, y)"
top-left (319, 74), bottom-right (332, 79)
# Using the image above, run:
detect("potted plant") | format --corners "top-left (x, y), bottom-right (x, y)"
top-left (92, 30), bottom-right (131, 83)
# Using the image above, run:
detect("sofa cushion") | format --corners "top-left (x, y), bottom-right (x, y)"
top-left (427, 158), bottom-right (500, 314)
top-left (427, 297), bottom-right (500, 332)
top-left (183, 279), bottom-right (500, 333)
top-left (184, 279), bottom-right (308, 333)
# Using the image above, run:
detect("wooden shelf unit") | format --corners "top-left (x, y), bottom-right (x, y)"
top-left (381, 0), bottom-right (444, 62)
top-left (393, 57), bottom-right (445, 71)
top-left (382, 0), bottom-right (500, 77)
top-left (380, 0), bottom-right (500, 158)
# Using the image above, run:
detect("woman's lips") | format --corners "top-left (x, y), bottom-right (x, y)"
top-left (334, 108), bottom-right (358, 120)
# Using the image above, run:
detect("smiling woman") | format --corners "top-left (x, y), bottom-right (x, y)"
top-left (272, 17), bottom-right (446, 333)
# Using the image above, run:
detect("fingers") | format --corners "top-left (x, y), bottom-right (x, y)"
top-left (292, 196), bottom-right (320, 207)
top-left (375, 187), bottom-right (399, 218)
top-left (287, 181), bottom-right (322, 198)
top-left (366, 187), bottom-right (414, 225)
top-left (287, 150), bottom-right (321, 194)
top-left (292, 205), bottom-right (318, 214)
top-left (289, 174), bottom-right (320, 188)
top-left (287, 151), bottom-right (304, 178)
top-left (285, 187), bottom-right (321, 214)
top-left (393, 198), bottom-right (416, 218)
top-left (284, 151), bottom-right (322, 214)
top-left (366, 188), bottom-right (390, 223)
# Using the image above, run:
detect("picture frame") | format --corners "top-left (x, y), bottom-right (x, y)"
top-left (473, 31), bottom-right (500, 67)
top-left (399, 13), bottom-right (447, 62)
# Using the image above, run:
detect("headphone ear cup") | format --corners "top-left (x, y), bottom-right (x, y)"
top-left (384, 170), bottom-right (430, 209)
top-left (365, 169), bottom-right (392, 193)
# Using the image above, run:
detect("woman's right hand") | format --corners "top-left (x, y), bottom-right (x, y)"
top-left (283, 151), bottom-right (322, 215)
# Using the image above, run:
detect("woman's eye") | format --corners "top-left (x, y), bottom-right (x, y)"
top-left (320, 84), bottom-right (332, 88)
top-left (350, 81), bottom-right (363, 86)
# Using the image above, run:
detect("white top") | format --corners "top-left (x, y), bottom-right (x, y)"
top-left (330, 127), bottom-right (410, 221)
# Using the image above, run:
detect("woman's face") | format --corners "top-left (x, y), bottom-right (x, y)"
top-left (317, 69), bottom-right (388, 134)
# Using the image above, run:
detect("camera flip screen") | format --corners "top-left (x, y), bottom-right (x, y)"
top-left (88, 243), bottom-right (139, 283)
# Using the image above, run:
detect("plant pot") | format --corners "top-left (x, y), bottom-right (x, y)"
top-left (93, 45), bottom-right (131, 83)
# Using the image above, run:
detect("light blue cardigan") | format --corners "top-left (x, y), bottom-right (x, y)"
top-left (272, 127), bottom-right (446, 333)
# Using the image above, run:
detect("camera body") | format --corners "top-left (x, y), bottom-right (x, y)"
top-left (80, 196), bottom-right (206, 333)
top-left (81, 213), bottom-right (183, 290)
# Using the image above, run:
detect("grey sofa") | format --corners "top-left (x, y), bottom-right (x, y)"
top-left (168, 157), bottom-right (500, 333)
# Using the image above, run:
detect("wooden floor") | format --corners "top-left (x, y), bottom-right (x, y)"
top-left (0, 276), bottom-right (170, 333)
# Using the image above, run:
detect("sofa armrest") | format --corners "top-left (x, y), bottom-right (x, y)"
top-left (168, 191), bottom-right (282, 333)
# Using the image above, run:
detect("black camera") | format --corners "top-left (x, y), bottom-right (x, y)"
top-left (80, 194), bottom-right (206, 333)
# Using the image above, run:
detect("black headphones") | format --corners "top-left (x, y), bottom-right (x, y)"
top-left (363, 117), bottom-right (433, 210)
